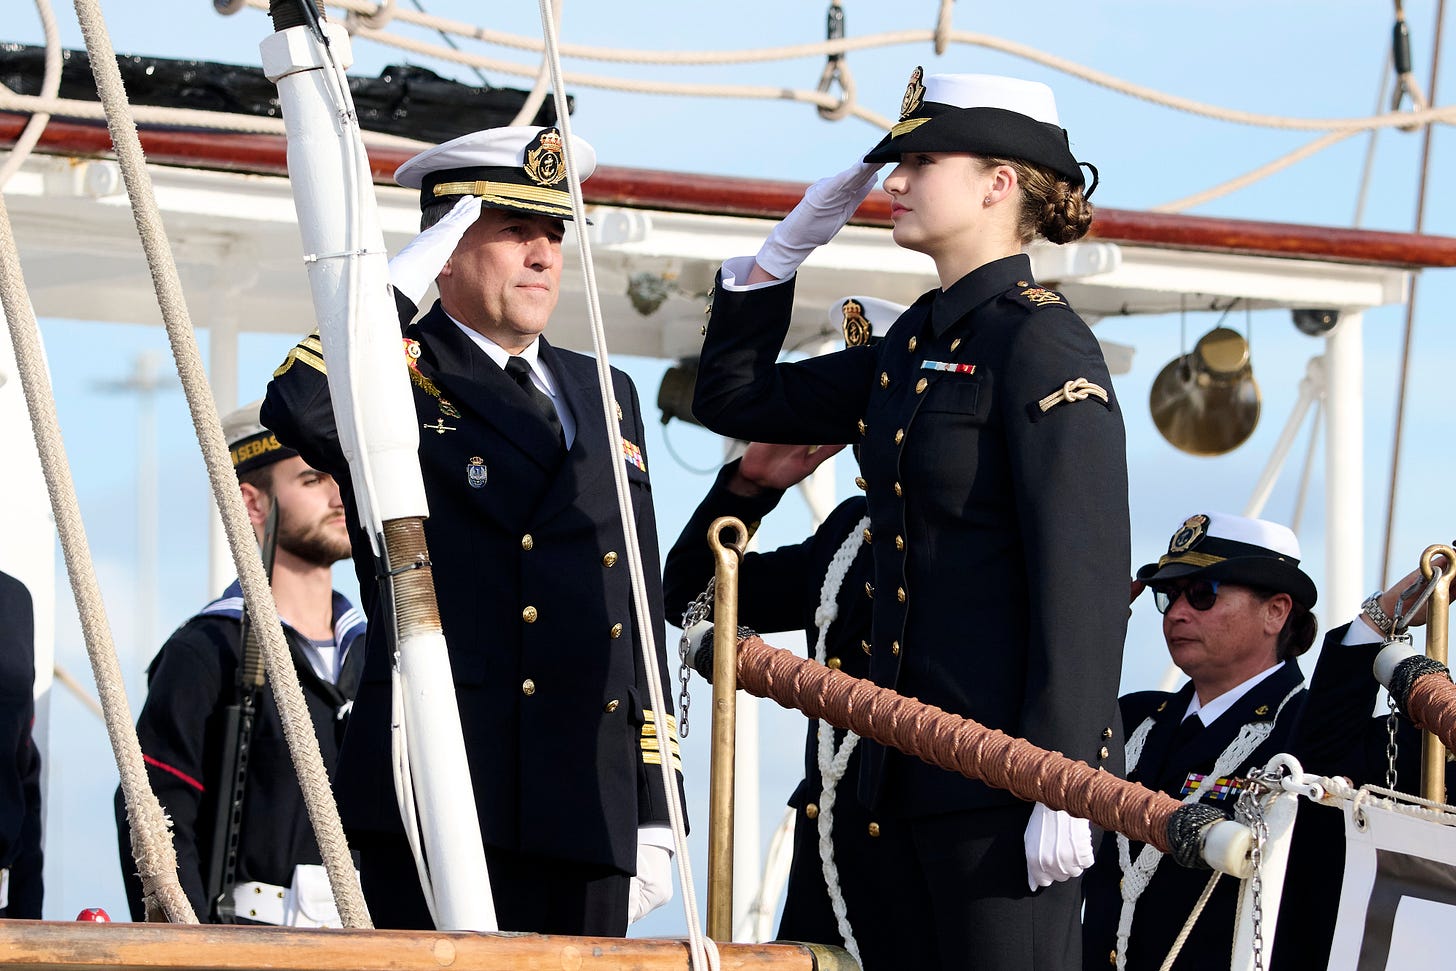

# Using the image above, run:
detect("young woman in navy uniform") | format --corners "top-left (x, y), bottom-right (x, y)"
top-left (693, 71), bottom-right (1130, 970)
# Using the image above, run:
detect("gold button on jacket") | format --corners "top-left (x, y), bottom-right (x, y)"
top-left (522, 605), bottom-right (538, 623)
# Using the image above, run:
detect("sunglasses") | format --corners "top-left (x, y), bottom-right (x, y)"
top-left (1152, 579), bottom-right (1221, 614)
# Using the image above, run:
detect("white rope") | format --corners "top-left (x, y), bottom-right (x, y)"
top-left (0, 0), bottom-right (62, 190)
top-left (1151, 130), bottom-right (1362, 214)
top-left (508, 0), bottom-right (560, 127)
top-left (808, 516), bottom-right (870, 966)
top-left (0, 84), bottom-right (430, 147)
top-left (226, 1), bottom-right (1456, 135)
top-left (531, 2), bottom-right (706, 965)
top-left (66, 0), bottom-right (370, 927)
top-left (52, 662), bottom-right (104, 721)
top-left (1114, 684), bottom-right (1302, 971)
top-left (1157, 871), bottom-right (1224, 971)
top-left (0, 191), bottom-right (196, 924)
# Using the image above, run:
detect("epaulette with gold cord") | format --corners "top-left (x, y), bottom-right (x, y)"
top-left (641, 709), bottom-right (683, 771)
top-left (273, 330), bottom-right (326, 377)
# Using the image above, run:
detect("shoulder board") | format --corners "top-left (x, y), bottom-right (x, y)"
top-left (1004, 284), bottom-right (1068, 311)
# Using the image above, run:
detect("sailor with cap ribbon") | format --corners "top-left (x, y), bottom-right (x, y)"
top-left (693, 70), bottom-right (1127, 970)
top-left (263, 125), bottom-right (682, 936)
top-left (114, 400), bottom-right (365, 926)
top-left (1082, 512), bottom-right (1316, 971)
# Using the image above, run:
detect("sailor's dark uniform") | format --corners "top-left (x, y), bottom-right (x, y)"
top-left (0, 570), bottom-right (42, 919)
top-left (262, 301), bottom-right (682, 934)
top-left (1081, 663), bottom-right (1307, 971)
top-left (663, 460), bottom-right (892, 968)
top-left (114, 581), bottom-right (365, 922)
top-left (693, 253), bottom-right (1130, 969)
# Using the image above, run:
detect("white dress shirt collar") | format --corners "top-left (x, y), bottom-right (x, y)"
top-left (1183, 661), bottom-right (1286, 727)
top-left (445, 311), bottom-right (575, 448)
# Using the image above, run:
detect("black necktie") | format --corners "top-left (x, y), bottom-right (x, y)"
top-left (505, 356), bottom-right (565, 451)
top-left (1170, 713), bottom-right (1203, 752)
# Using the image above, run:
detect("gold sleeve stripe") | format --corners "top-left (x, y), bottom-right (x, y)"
top-left (643, 751), bottom-right (684, 771)
top-left (641, 710), bottom-right (678, 735)
top-left (274, 344), bottom-right (327, 378)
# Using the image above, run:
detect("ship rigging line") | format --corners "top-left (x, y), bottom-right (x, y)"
top-left (532, 1), bottom-right (710, 963)
top-left (1381, 0), bottom-right (1448, 589)
top-left (0, 0), bottom-right (61, 190)
top-left (58, 0), bottom-right (371, 927)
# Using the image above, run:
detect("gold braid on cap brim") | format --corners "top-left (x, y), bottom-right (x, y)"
top-left (1156, 551), bottom-right (1225, 569)
top-left (432, 180), bottom-right (572, 216)
top-left (888, 116), bottom-right (932, 138)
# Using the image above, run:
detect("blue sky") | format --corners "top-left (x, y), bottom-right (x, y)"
top-left (8, 0), bottom-right (1456, 935)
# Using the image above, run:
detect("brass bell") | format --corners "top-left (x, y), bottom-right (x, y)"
top-left (1149, 327), bottom-right (1260, 456)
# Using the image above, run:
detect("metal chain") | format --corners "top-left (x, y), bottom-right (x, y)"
top-left (1236, 767), bottom-right (1278, 971)
top-left (1387, 691), bottom-right (1402, 791)
top-left (676, 578), bottom-right (715, 738)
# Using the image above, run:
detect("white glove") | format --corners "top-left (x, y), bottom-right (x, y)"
top-left (387, 194), bottom-right (483, 305)
top-left (628, 838), bottom-right (674, 924)
top-left (1024, 802), bottom-right (1094, 891)
top-left (754, 161), bottom-right (883, 279)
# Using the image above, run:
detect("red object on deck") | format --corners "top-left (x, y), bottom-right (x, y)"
top-left (74, 908), bottom-right (111, 922)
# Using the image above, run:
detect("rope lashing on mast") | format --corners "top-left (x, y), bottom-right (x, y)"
top-left (722, 635), bottom-right (1242, 870)
top-left (64, 0), bottom-right (370, 927)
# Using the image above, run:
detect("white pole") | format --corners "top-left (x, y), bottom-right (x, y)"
top-left (261, 21), bottom-right (494, 931)
top-left (1324, 312), bottom-right (1365, 624)
top-left (207, 314), bottom-right (239, 598)
top-left (136, 350), bottom-right (159, 693)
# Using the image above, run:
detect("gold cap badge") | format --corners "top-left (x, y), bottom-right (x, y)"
top-left (1169, 514), bottom-right (1210, 554)
top-left (524, 127), bottom-right (566, 187)
top-left (900, 66), bottom-right (926, 121)
top-left (841, 298), bottom-right (873, 347)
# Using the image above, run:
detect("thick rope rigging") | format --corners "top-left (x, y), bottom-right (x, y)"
top-left (65, 0), bottom-right (370, 927)
top-left (0, 190), bottom-right (196, 926)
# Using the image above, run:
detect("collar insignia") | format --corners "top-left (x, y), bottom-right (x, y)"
top-left (841, 298), bottom-right (873, 347)
top-left (523, 127), bottom-right (567, 188)
top-left (900, 66), bottom-right (926, 121)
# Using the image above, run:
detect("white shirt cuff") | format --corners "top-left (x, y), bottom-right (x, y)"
top-left (719, 256), bottom-right (794, 292)
top-left (1342, 617), bottom-right (1385, 646)
top-left (638, 823), bottom-right (675, 854)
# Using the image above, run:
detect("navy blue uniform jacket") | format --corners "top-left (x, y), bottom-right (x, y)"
top-left (115, 582), bottom-right (365, 921)
top-left (663, 462), bottom-right (890, 964)
top-left (693, 254), bottom-right (1130, 816)
top-left (1081, 663), bottom-right (1307, 971)
top-left (0, 570), bottom-right (42, 918)
top-left (262, 301), bottom-right (681, 873)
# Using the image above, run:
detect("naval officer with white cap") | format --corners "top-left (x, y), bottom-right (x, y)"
top-left (263, 125), bottom-right (682, 935)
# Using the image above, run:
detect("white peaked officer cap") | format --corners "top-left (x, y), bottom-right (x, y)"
top-left (865, 67), bottom-right (1091, 193)
top-left (395, 125), bottom-right (597, 221)
top-left (1136, 511), bottom-right (1317, 609)
top-left (830, 295), bottom-right (909, 348)
top-left (924, 74), bottom-right (1060, 125)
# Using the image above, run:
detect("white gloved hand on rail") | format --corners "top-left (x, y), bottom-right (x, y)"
top-left (387, 194), bottom-right (482, 306)
top-left (628, 828), bottom-right (675, 924)
top-left (1024, 801), bottom-right (1094, 891)
top-left (753, 161), bottom-right (883, 279)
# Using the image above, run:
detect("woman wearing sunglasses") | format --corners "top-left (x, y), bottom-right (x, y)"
top-left (693, 70), bottom-right (1128, 971)
top-left (1082, 511), bottom-right (1318, 971)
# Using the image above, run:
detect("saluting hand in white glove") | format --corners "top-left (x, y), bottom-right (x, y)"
top-left (387, 194), bottom-right (483, 306)
top-left (753, 161), bottom-right (883, 280)
top-left (1024, 801), bottom-right (1095, 891)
